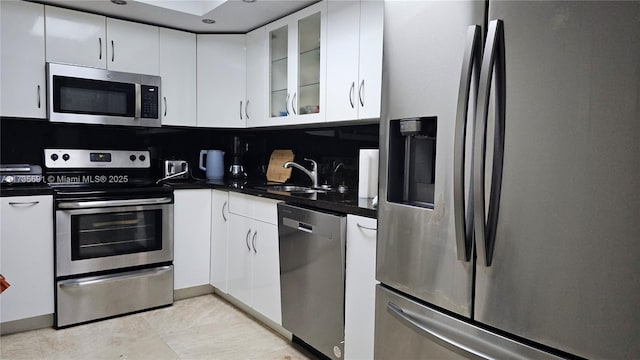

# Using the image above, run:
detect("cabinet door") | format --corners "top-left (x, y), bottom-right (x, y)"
top-left (326, 0), bottom-right (360, 122)
top-left (0, 196), bottom-right (54, 323)
top-left (197, 35), bottom-right (246, 128)
top-left (210, 190), bottom-right (229, 293)
top-left (227, 213), bottom-right (253, 306)
top-left (265, 1), bottom-right (327, 127)
top-left (106, 18), bottom-right (159, 75)
top-left (251, 220), bottom-right (282, 325)
top-left (159, 28), bottom-right (197, 127)
top-left (0, 1), bottom-right (46, 119)
top-left (292, 2), bottom-right (327, 125)
top-left (344, 215), bottom-right (378, 360)
top-left (356, 0), bottom-right (384, 120)
top-left (245, 27), bottom-right (268, 128)
top-left (265, 17), bottom-right (291, 125)
top-left (45, 6), bottom-right (107, 69)
top-left (173, 189), bottom-right (212, 290)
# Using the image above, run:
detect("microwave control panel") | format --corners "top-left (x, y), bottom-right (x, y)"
top-left (141, 85), bottom-right (159, 119)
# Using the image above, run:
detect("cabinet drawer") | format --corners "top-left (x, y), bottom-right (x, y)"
top-left (228, 192), bottom-right (280, 225)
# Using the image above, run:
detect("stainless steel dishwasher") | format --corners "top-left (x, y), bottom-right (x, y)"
top-left (278, 203), bottom-right (347, 360)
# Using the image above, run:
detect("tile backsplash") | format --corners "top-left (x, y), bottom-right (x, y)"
top-left (0, 118), bottom-right (378, 187)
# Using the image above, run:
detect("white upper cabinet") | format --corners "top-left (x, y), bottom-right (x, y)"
top-left (106, 18), bottom-right (159, 75)
top-left (326, 0), bottom-right (383, 122)
top-left (159, 28), bottom-right (197, 127)
top-left (44, 7), bottom-right (159, 75)
top-left (357, 0), bottom-right (384, 119)
top-left (197, 34), bottom-right (247, 128)
top-left (0, 0), bottom-right (46, 119)
top-left (326, 1), bottom-right (360, 122)
top-left (245, 27), bottom-right (268, 128)
top-left (45, 6), bottom-right (106, 69)
top-left (265, 1), bottom-right (327, 126)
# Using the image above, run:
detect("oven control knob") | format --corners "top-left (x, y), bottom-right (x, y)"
top-left (130, 155), bottom-right (137, 161)
top-left (50, 154), bottom-right (59, 161)
top-left (62, 154), bottom-right (70, 161)
top-left (139, 154), bottom-right (146, 161)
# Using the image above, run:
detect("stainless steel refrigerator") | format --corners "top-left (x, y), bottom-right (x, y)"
top-left (375, 1), bottom-right (640, 359)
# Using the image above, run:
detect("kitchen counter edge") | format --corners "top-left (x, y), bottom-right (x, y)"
top-left (170, 182), bottom-right (377, 219)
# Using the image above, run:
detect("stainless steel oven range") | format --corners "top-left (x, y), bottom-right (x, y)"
top-left (45, 149), bottom-right (174, 328)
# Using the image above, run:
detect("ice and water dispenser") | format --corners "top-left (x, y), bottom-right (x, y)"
top-left (387, 117), bottom-right (437, 208)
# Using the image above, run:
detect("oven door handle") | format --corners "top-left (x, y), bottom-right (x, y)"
top-left (58, 266), bottom-right (173, 288)
top-left (58, 197), bottom-right (172, 209)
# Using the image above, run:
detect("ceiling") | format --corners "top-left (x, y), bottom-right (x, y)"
top-left (35, 0), bottom-right (319, 33)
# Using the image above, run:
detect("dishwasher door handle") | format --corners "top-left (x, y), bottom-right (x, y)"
top-left (283, 217), bottom-right (314, 233)
top-left (297, 222), bottom-right (313, 233)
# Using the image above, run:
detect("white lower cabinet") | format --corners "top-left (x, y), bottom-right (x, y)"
top-left (173, 189), bottom-right (212, 290)
top-left (210, 190), bottom-right (229, 292)
top-left (227, 193), bottom-right (281, 325)
top-left (344, 214), bottom-right (378, 360)
top-left (0, 196), bottom-right (54, 323)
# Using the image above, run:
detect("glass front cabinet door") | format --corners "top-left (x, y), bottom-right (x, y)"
top-left (266, 2), bottom-right (326, 126)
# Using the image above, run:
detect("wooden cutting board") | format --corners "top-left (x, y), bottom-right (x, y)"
top-left (266, 149), bottom-right (294, 183)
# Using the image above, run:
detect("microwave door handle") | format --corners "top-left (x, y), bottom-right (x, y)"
top-left (135, 83), bottom-right (142, 119)
top-left (453, 25), bottom-right (482, 262)
top-left (473, 19), bottom-right (506, 267)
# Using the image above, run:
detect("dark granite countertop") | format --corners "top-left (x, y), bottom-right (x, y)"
top-left (0, 180), bottom-right (377, 218)
top-left (167, 180), bottom-right (377, 218)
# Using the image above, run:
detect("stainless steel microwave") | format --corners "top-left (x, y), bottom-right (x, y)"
top-left (46, 63), bottom-right (161, 127)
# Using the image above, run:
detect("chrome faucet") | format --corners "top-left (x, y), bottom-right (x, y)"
top-left (283, 158), bottom-right (319, 188)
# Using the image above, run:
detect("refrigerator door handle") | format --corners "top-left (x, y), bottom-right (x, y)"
top-left (453, 25), bottom-right (482, 262)
top-left (387, 301), bottom-right (491, 359)
top-left (473, 19), bottom-right (506, 267)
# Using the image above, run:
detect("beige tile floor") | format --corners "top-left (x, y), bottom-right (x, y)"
top-left (0, 294), bottom-right (316, 360)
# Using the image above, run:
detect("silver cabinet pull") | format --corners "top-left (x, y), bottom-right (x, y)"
top-left (252, 230), bottom-right (257, 253)
top-left (349, 82), bottom-right (355, 108)
top-left (37, 85), bottom-right (41, 108)
top-left (9, 201), bottom-right (40, 207)
top-left (245, 229), bottom-right (252, 251)
top-left (292, 92), bottom-right (297, 115)
top-left (285, 92), bottom-right (290, 115)
top-left (473, 19), bottom-right (506, 267)
top-left (240, 100), bottom-right (243, 120)
top-left (99, 37), bottom-right (102, 60)
top-left (111, 40), bottom-right (115, 62)
top-left (221, 201), bottom-right (227, 222)
top-left (245, 99), bottom-right (250, 120)
top-left (356, 223), bottom-right (377, 231)
top-left (453, 25), bottom-right (482, 262)
top-left (163, 97), bottom-right (167, 117)
top-left (359, 80), bottom-right (365, 107)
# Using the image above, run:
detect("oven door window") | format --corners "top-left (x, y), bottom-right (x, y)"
top-left (53, 76), bottom-right (135, 117)
top-left (71, 209), bottom-right (162, 260)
